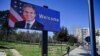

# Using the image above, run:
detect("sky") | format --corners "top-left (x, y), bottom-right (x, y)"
top-left (0, 0), bottom-right (100, 35)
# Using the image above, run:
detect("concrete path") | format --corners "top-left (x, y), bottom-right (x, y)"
top-left (0, 50), bottom-right (6, 56)
top-left (10, 49), bottom-right (22, 56)
top-left (64, 46), bottom-right (90, 56)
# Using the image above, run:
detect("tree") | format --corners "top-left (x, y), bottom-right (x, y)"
top-left (0, 10), bottom-right (12, 35)
top-left (67, 35), bottom-right (78, 46)
top-left (0, 10), bottom-right (10, 41)
top-left (53, 26), bottom-right (69, 42)
top-left (0, 10), bottom-right (17, 41)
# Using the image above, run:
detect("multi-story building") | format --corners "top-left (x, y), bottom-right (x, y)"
top-left (96, 28), bottom-right (100, 46)
top-left (75, 27), bottom-right (89, 44)
top-left (75, 27), bottom-right (100, 45)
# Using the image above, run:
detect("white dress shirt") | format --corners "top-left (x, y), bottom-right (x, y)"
top-left (25, 19), bottom-right (35, 29)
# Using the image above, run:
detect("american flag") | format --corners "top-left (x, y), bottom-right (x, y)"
top-left (9, 0), bottom-right (27, 28)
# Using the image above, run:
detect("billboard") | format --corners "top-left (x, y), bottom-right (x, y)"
top-left (9, 0), bottom-right (60, 32)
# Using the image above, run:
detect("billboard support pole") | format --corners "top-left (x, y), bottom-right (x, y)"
top-left (42, 30), bottom-right (48, 56)
top-left (88, 0), bottom-right (97, 56)
top-left (42, 5), bottom-right (48, 56)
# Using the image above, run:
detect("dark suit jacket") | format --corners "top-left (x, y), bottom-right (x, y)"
top-left (14, 20), bottom-right (44, 30)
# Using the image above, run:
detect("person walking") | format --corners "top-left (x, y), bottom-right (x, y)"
top-left (67, 46), bottom-right (70, 56)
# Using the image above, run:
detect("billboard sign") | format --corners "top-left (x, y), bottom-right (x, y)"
top-left (9, 0), bottom-right (60, 32)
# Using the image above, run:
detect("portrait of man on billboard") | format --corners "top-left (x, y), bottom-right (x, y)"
top-left (14, 4), bottom-right (44, 29)
top-left (9, 0), bottom-right (60, 31)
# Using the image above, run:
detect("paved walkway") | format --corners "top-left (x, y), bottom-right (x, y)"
top-left (10, 49), bottom-right (22, 56)
top-left (0, 49), bottom-right (22, 56)
top-left (0, 50), bottom-right (6, 56)
top-left (64, 46), bottom-right (90, 56)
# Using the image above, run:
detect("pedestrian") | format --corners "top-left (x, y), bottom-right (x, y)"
top-left (66, 46), bottom-right (70, 56)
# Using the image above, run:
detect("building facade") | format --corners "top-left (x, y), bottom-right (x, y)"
top-left (75, 27), bottom-right (100, 45)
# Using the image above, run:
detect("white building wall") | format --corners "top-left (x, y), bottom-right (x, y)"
top-left (75, 27), bottom-right (100, 45)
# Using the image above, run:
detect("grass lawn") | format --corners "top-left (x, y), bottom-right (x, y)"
top-left (0, 41), bottom-right (77, 56)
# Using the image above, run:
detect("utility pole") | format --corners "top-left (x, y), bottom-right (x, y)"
top-left (88, 0), bottom-right (97, 56)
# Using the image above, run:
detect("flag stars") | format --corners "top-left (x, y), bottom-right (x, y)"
top-left (14, 5), bottom-right (17, 8)
top-left (19, 7), bottom-right (22, 9)
top-left (14, 1), bottom-right (17, 4)
top-left (19, 11), bottom-right (22, 13)
top-left (19, 3), bottom-right (22, 5)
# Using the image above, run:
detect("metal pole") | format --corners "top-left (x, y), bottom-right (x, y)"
top-left (88, 0), bottom-right (97, 56)
top-left (42, 30), bottom-right (48, 56)
top-left (81, 30), bottom-right (84, 46)
top-left (61, 41), bottom-right (62, 56)
top-left (42, 5), bottom-right (48, 56)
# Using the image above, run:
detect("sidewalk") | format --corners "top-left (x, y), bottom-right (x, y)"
top-left (10, 49), bottom-right (22, 56)
top-left (0, 50), bottom-right (6, 56)
top-left (64, 46), bottom-right (90, 56)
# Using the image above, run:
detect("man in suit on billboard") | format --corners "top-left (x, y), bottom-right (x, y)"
top-left (14, 4), bottom-right (44, 29)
